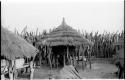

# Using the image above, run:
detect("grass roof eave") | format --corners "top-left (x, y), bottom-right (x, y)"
top-left (1, 27), bottom-right (38, 60)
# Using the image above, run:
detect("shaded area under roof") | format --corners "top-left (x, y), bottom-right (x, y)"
top-left (1, 27), bottom-right (38, 60)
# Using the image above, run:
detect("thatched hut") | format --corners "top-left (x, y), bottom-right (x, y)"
top-left (37, 18), bottom-right (93, 68)
top-left (1, 27), bottom-right (38, 80)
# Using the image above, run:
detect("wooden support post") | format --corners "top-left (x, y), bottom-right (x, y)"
top-left (48, 54), bottom-right (52, 69)
top-left (13, 60), bottom-right (18, 80)
top-left (1, 74), bottom-right (5, 80)
top-left (82, 52), bottom-right (84, 69)
top-left (82, 46), bottom-right (86, 70)
top-left (48, 46), bottom-right (52, 78)
top-left (88, 46), bottom-right (91, 69)
top-left (97, 43), bottom-right (98, 58)
top-left (39, 52), bottom-right (42, 67)
top-left (30, 61), bottom-right (34, 80)
top-left (50, 47), bottom-right (52, 69)
top-left (63, 54), bottom-right (66, 67)
top-left (73, 53), bottom-right (74, 66)
top-left (78, 53), bottom-right (80, 65)
top-left (67, 46), bottom-right (69, 65)
top-left (57, 56), bottom-right (58, 69)
top-left (75, 46), bottom-right (77, 66)
top-left (9, 67), bottom-right (13, 80)
top-left (9, 60), bottom-right (14, 80)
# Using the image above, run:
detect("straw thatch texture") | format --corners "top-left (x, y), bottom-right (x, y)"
top-left (39, 18), bottom-right (93, 46)
top-left (1, 27), bottom-right (38, 60)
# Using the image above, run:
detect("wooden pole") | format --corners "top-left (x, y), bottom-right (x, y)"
top-left (1, 74), bottom-right (5, 80)
top-left (30, 61), bottom-right (34, 80)
top-left (67, 46), bottom-right (69, 65)
top-left (82, 46), bottom-right (86, 70)
top-left (78, 50), bottom-right (80, 65)
top-left (57, 55), bottom-right (58, 69)
top-left (89, 46), bottom-right (91, 69)
top-left (63, 54), bottom-right (66, 67)
top-left (39, 52), bottom-right (42, 67)
top-left (13, 60), bottom-right (17, 80)
top-left (97, 43), bottom-right (98, 58)
top-left (48, 46), bottom-right (52, 79)
top-left (73, 53), bottom-right (74, 66)
top-left (9, 60), bottom-right (14, 80)
top-left (77, 48), bottom-right (79, 65)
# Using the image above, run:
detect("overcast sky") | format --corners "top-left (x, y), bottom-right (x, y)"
top-left (1, 0), bottom-right (124, 34)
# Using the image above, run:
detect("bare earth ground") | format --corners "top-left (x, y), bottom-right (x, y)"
top-left (33, 62), bottom-right (118, 79)
top-left (12, 61), bottom-right (118, 79)
top-left (78, 62), bottom-right (118, 79)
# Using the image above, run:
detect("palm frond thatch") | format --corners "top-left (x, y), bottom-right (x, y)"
top-left (1, 27), bottom-right (38, 60)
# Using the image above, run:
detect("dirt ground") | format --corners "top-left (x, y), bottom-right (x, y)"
top-left (78, 63), bottom-right (118, 79)
top-left (11, 61), bottom-right (118, 79)
top-left (33, 62), bottom-right (118, 79)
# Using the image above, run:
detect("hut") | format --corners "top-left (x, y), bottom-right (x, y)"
top-left (1, 27), bottom-right (38, 80)
top-left (37, 18), bottom-right (93, 69)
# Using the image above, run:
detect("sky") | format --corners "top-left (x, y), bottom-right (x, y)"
top-left (1, 0), bottom-right (124, 34)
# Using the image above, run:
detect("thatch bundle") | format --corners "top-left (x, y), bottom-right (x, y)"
top-left (1, 27), bottom-right (38, 60)
top-left (39, 18), bottom-right (93, 46)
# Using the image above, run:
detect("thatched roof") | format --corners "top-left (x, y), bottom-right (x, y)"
top-left (38, 18), bottom-right (93, 46)
top-left (1, 27), bottom-right (38, 60)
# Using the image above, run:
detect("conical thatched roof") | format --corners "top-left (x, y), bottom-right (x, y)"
top-left (38, 18), bottom-right (93, 46)
top-left (1, 27), bottom-right (38, 60)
